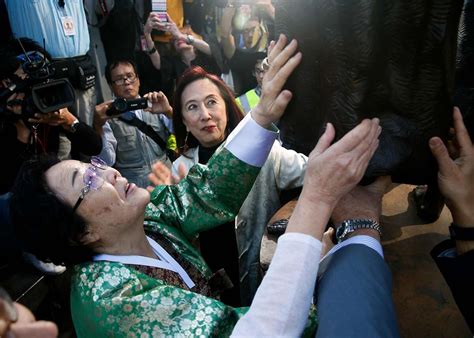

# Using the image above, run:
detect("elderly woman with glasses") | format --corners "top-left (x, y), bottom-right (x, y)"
top-left (9, 36), bottom-right (305, 337)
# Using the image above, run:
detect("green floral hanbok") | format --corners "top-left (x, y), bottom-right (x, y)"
top-left (71, 148), bottom-right (317, 337)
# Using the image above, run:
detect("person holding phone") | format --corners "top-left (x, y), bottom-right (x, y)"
top-left (143, 12), bottom-right (221, 98)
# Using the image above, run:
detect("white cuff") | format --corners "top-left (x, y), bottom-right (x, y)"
top-left (224, 114), bottom-right (279, 167)
top-left (278, 232), bottom-right (322, 251)
top-left (323, 235), bottom-right (384, 260)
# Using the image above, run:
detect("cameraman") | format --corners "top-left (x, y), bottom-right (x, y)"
top-left (5, 0), bottom-right (97, 127)
top-left (93, 59), bottom-right (174, 188)
top-left (0, 38), bottom-right (103, 195)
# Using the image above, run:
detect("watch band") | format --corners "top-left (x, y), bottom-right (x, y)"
top-left (147, 46), bottom-right (157, 55)
top-left (69, 119), bottom-right (80, 133)
top-left (335, 218), bottom-right (382, 243)
top-left (449, 223), bottom-right (474, 240)
top-left (186, 34), bottom-right (195, 45)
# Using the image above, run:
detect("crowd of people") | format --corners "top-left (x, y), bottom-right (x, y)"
top-left (0, 0), bottom-right (473, 337)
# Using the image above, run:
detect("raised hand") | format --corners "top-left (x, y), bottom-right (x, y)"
top-left (251, 34), bottom-right (302, 127)
top-left (147, 162), bottom-right (186, 191)
top-left (429, 107), bottom-right (474, 226)
top-left (286, 118), bottom-right (381, 239)
top-left (303, 119), bottom-right (381, 208)
top-left (145, 12), bottom-right (170, 34)
top-left (143, 91), bottom-right (172, 117)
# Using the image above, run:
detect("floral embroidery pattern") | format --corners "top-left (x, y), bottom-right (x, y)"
top-left (71, 150), bottom-right (256, 337)
top-left (70, 148), bottom-right (317, 337)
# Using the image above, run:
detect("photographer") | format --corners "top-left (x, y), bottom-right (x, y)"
top-left (93, 59), bottom-right (174, 188)
top-left (143, 13), bottom-right (221, 99)
top-left (0, 38), bottom-right (102, 195)
top-left (5, 0), bottom-right (97, 128)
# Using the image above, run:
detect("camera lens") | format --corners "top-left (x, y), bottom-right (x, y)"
top-left (112, 98), bottom-right (128, 112)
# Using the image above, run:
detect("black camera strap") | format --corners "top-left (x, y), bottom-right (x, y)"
top-left (118, 114), bottom-right (178, 161)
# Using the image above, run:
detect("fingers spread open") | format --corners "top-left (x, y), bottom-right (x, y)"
top-left (270, 90), bottom-right (293, 118)
top-left (266, 38), bottom-right (298, 82)
top-left (269, 51), bottom-right (302, 92)
top-left (267, 34), bottom-right (288, 64)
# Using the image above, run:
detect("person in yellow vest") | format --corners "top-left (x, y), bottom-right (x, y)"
top-left (236, 58), bottom-right (265, 114)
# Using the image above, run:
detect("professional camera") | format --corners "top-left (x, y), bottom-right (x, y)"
top-left (106, 97), bottom-right (150, 116)
top-left (0, 50), bottom-right (76, 121)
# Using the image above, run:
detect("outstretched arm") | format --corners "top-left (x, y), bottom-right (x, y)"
top-left (219, 6), bottom-right (237, 59)
top-left (147, 35), bottom-right (302, 238)
top-left (232, 117), bottom-right (383, 336)
top-left (144, 12), bottom-right (163, 70)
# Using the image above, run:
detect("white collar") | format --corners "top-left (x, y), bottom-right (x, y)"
top-left (92, 236), bottom-right (195, 289)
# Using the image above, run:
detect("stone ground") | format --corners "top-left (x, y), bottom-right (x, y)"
top-left (260, 183), bottom-right (471, 338)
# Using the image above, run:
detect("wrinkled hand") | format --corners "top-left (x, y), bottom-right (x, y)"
top-left (302, 118), bottom-right (382, 208)
top-left (331, 176), bottom-right (392, 225)
top-left (147, 162), bottom-right (186, 191)
top-left (429, 107), bottom-right (474, 226)
top-left (285, 119), bottom-right (381, 239)
top-left (144, 91), bottom-right (172, 115)
top-left (251, 34), bottom-right (302, 127)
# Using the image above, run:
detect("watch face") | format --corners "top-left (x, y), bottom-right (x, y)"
top-left (70, 120), bottom-right (79, 132)
top-left (335, 225), bottom-right (346, 241)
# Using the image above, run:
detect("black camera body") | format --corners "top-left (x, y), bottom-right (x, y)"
top-left (0, 52), bottom-right (76, 121)
top-left (106, 97), bottom-right (150, 116)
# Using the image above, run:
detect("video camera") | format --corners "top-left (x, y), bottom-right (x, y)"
top-left (0, 51), bottom-right (76, 121)
top-left (106, 97), bottom-right (150, 116)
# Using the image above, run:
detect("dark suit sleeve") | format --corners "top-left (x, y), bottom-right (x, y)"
top-left (315, 244), bottom-right (400, 338)
top-left (65, 121), bottom-right (103, 156)
top-left (431, 239), bottom-right (474, 334)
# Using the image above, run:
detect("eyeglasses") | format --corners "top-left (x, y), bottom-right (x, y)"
top-left (72, 157), bottom-right (107, 213)
top-left (111, 73), bottom-right (138, 86)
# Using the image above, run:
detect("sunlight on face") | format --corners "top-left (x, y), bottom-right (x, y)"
top-left (181, 79), bottom-right (228, 148)
top-left (45, 160), bottom-right (150, 226)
